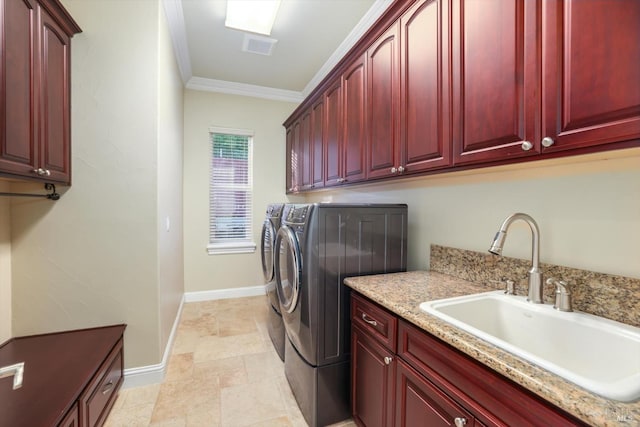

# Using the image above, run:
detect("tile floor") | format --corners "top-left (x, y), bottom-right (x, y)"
top-left (104, 295), bottom-right (356, 427)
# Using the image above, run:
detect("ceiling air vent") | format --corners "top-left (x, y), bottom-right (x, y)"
top-left (242, 33), bottom-right (278, 56)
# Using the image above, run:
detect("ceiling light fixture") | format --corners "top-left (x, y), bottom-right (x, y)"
top-left (225, 0), bottom-right (281, 36)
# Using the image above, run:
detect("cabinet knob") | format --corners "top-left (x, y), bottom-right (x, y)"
top-left (384, 356), bottom-right (393, 365)
top-left (390, 167), bottom-right (397, 174)
top-left (31, 168), bottom-right (51, 176)
top-left (454, 417), bottom-right (467, 427)
top-left (397, 166), bottom-right (405, 173)
top-left (541, 136), bottom-right (555, 147)
top-left (521, 141), bottom-right (533, 151)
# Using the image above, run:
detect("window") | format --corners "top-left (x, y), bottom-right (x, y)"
top-left (207, 127), bottom-right (255, 255)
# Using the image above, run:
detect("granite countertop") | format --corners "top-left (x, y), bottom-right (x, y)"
top-left (344, 270), bottom-right (640, 427)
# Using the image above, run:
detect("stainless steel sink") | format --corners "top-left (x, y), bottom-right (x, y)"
top-left (420, 291), bottom-right (640, 402)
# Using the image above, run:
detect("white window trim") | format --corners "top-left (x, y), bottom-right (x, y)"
top-left (207, 241), bottom-right (256, 255)
top-left (208, 126), bottom-right (256, 255)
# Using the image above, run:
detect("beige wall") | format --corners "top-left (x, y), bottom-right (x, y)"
top-left (183, 90), bottom-right (300, 292)
top-left (157, 6), bottom-right (185, 350)
top-left (0, 182), bottom-right (10, 343)
top-left (9, 0), bottom-right (183, 369)
top-left (306, 150), bottom-right (640, 279)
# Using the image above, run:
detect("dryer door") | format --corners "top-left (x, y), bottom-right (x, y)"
top-left (274, 225), bottom-right (302, 314)
top-left (260, 219), bottom-right (277, 282)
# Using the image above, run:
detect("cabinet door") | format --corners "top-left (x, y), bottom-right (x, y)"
top-left (288, 121), bottom-right (301, 193)
top-left (285, 126), bottom-right (293, 193)
top-left (352, 325), bottom-right (395, 427)
top-left (311, 97), bottom-right (324, 189)
top-left (39, 6), bottom-right (72, 183)
top-left (342, 54), bottom-right (367, 183)
top-left (324, 80), bottom-right (343, 186)
top-left (400, 0), bottom-right (452, 173)
top-left (396, 359), bottom-right (477, 427)
top-left (367, 24), bottom-right (400, 180)
top-left (541, 0), bottom-right (640, 153)
top-left (452, 0), bottom-right (540, 165)
top-left (0, 0), bottom-right (39, 177)
top-left (299, 108), bottom-right (312, 190)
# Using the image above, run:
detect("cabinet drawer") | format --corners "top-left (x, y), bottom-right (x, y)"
top-left (351, 292), bottom-right (397, 352)
top-left (398, 320), bottom-right (586, 426)
top-left (80, 338), bottom-right (124, 427)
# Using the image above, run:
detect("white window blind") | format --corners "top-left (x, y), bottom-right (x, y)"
top-left (207, 127), bottom-right (255, 255)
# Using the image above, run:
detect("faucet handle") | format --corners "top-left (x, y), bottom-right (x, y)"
top-left (504, 280), bottom-right (515, 295)
top-left (547, 278), bottom-right (572, 312)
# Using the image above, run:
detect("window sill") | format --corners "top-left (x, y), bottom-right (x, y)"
top-left (207, 242), bottom-right (256, 255)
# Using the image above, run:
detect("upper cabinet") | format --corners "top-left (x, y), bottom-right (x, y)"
top-left (342, 54), bottom-right (368, 184)
top-left (540, 0), bottom-right (640, 153)
top-left (399, 0), bottom-right (452, 174)
top-left (366, 23), bottom-right (400, 180)
top-left (284, 0), bottom-right (639, 194)
top-left (0, 0), bottom-right (81, 185)
top-left (451, 0), bottom-right (539, 165)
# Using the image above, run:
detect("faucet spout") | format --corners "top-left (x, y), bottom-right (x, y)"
top-left (0, 362), bottom-right (25, 390)
top-left (488, 213), bottom-right (543, 303)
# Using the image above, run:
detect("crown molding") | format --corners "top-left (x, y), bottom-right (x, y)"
top-left (162, 0), bottom-right (192, 83)
top-left (186, 77), bottom-right (304, 103)
top-left (302, 0), bottom-right (393, 98)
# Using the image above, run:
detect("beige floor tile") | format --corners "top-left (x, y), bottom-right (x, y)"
top-left (151, 375), bottom-right (220, 423)
top-left (194, 332), bottom-right (267, 363)
top-left (172, 329), bottom-right (201, 355)
top-left (243, 351), bottom-right (285, 383)
top-left (104, 403), bottom-right (155, 427)
top-left (220, 379), bottom-right (288, 427)
top-left (110, 389), bottom-right (128, 412)
top-left (122, 383), bottom-right (161, 408)
top-left (149, 418), bottom-right (187, 427)
top-left (165, 353), bottom-right (194, 382)
top-left (218, 314), bottom-right (259, 337)
top-left (186, 405), bottom-right (221, 427)
top-left (246, 416), bottom-right (295, 427)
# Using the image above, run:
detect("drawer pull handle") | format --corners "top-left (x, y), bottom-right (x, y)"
top-left (361, 313), bottom-right (377, 326)
top-left (454, 417), bottom-right (467, 427)
top-left (102, 380), bottom-right (114, 395)
top-left (384, 356), bottom-right (393, 365)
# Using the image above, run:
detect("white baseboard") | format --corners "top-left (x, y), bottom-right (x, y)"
top-left (121, 294), bottom-right (185, 389)
top-left (184, 284), bottom-right (266, 302)
top-left (121, 285), bottom-right (266, 388)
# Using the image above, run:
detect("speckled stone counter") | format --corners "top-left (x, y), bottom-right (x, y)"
top-left (344, 271), bottom-right (640, 427)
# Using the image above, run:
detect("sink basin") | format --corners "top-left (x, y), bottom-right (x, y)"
top-left (419, 291), bottom-right (640, 402)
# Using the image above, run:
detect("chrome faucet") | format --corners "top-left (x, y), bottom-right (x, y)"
top-left (488, 213), bottom-right (543, 303)
top-left (0, 362), bottom-right (25, 390)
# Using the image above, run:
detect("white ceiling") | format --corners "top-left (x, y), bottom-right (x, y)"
top-left (164, 0), bottom-right (391, 102)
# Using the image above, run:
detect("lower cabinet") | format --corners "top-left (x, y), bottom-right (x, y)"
top-left (396, 359), bottom-right (479, 427)
top-left (352, 325), bottom-right (395, 427)
top-left (351, 292), bottom-right (587, 427)
top-left (0, 325), bottom-right (126, 427)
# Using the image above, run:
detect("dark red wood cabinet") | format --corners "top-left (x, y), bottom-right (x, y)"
top-left (399, 0), bottom-right (452, 175)
top-left (351, 293), bottom-right (397, 427)
top-left (451, 0), bottom-right (540, 165)
top-left (540, 0), bottom-right (640, 154)
top-left (283, 0), bottom-right (639, 194)
top-left (0, 0), bottom-right (81, 184)
top-left (342, 53), bottom-right (368, 185)
top-left (324, 79), bottom-right (343, 187)
top-left (351, 292), bottom-right (587, 427)
top-left (0, 325), bottom-right (126, 427)
top-left (366, 23), bottom-right (400, 180)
